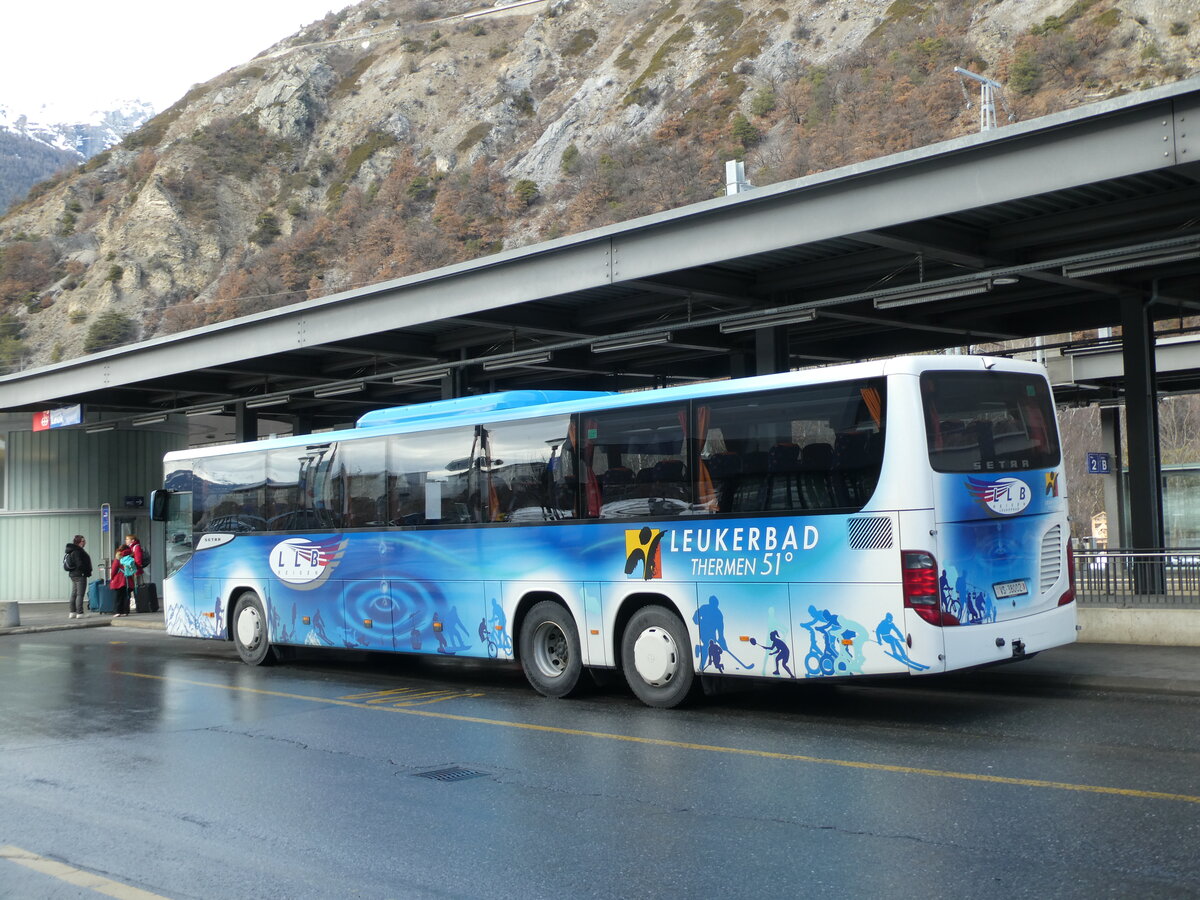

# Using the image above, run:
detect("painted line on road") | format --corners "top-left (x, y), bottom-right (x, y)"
top-left (119, 671), bottom-right (1200, 805)
top-left (0, 845), bottom-right (170, 899)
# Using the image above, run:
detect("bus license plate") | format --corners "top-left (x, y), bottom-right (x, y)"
top-left (994, 579), bottom-right (1029, 599)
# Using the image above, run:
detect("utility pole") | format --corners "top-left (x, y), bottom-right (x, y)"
top-left (954, 67), bottom-right (1003, 132)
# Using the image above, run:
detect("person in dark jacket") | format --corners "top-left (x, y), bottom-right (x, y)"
top-left (65, 535), bottom-right (93, 619)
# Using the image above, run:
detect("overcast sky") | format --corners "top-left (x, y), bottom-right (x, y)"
top-left (1, 0), bottom-right (356, 119)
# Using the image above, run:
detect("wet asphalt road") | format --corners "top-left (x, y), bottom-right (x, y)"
top-left (1, 628), bottom-right (1198, 899)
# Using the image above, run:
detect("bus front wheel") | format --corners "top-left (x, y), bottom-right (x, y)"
top-left (621, 605), bottom-right (695, 709)
top-left (519, 601), bottom-right (584, 698)
top-left (232, 592), bottom-right (275, 666)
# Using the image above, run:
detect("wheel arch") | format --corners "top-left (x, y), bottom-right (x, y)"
top-left (224, 585), bottom-right (264, 643)
top-left (512, 590), bottom-right (573, 662)
top-left (612, 591), bottom-right (691, 671)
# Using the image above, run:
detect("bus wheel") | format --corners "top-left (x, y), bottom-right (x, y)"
top-left (232, 592), bottom-right (275, 666)
top-left (621, 605), bottom-right (695, 709)
top-left (519, 601), bottom-right (583, 698)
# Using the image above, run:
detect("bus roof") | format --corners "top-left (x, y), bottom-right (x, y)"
top-left (165, 355), bottom-right (1047, 462)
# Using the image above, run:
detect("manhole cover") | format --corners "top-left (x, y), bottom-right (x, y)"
top-left (412, 766), bottom-right (490, 783)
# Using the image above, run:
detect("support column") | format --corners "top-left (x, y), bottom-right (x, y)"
top-left (754, 326), bottom-right (789, 376)
top-left (233, 403), bottom-right (258, 443)
top-left (1120, 294), bottom-right (1164, 592)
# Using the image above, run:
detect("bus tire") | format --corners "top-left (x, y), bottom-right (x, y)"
top-left (519, 601), bottom-right (583, 698)
top-left (621, 605), bottom-right (695, 709)
top-left (232, 591), bottom-right (275, 666)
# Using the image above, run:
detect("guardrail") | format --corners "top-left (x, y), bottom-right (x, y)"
top-left (1073, 548), bottom-right (1200, 609)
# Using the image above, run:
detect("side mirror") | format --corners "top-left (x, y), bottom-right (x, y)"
top-left (149, 490), bottom-right (170, 522)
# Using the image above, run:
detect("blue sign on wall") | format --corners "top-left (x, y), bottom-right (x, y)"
top-left (101, 503), bottom-right (111, 534)
top-left (1086, 452), bottom-right (1112, 475)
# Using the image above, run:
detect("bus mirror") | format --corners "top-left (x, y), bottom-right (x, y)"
top-left (149, 490), bottom-right (170, 522)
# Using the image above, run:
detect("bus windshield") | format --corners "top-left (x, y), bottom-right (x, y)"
top-left (921, 371), bottom-right (1060, 473)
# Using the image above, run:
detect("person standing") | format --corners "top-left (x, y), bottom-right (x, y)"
top-left (110, 544), bottom-right (134, 617)
top-left (124, 533), bottom-right (146, 582)
top-left (64, 535), bottom-right (92, 619)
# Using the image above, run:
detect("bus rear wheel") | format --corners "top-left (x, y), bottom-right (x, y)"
top-left (232, 591), bottom-right (275, 666)
top-left (519, 601), bottom-right (583, 698)
top-left (621, 605), bottom-right (695, 709)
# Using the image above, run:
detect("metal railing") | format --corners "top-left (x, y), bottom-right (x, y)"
top-left (1073, 548), bottom-right (1200, 608)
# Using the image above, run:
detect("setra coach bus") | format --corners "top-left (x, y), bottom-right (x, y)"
top-left (150, 355), bottom-right (1077, 708)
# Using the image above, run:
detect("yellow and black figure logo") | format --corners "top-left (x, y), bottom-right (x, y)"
top-left (625, 527), bottom-right (666, 580)
top-left (1045, 471), bottom-right (1059, 497)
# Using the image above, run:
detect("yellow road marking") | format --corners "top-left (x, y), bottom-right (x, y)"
top-left (119, 671), bottom-right (1200, 805)
top-left (0, 845), bottom-right (170, 899)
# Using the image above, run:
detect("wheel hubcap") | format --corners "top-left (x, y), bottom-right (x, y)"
top-left (236, 606), bottom-right (261, 649)
top-left (532, 621), bottom-right (568, 679)
top-left (632, 626), bottom-right (678, 686)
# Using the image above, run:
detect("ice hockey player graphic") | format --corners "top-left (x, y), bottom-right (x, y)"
top-left (692, 595), bottom-right (754, 671)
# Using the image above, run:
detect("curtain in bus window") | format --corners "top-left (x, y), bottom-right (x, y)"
top-left (695, 405), bottom-right (717, 513)
top-left (192, 452), bottom-right (266, 533)
top-left (581, 418), bottom-right (601, 518)
top-left (480, 415), bottom-right (574, 522)
top-left (390, 427), bottom-right (477, 525)
top-left (585, 403), bottom-right (692, 518)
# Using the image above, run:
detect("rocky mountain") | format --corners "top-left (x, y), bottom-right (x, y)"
top-left (0, 102), bottom-right (156, 212)
top-left (1, 0), bottom-right (1197, 373)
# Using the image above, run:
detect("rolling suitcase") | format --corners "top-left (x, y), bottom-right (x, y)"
top-left (88, 580), bottom-right (117, 614)
top-left (135, 581), bottom-right (159, 613)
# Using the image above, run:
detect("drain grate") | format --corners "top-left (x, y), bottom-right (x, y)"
top-left (412, 766), bottom-right (490, 783)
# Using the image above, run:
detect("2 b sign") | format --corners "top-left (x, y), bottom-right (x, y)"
top-left (1087, 452), bottom-right (1112, 475)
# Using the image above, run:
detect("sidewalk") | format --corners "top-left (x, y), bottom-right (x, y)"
top-left (0, 601), bottom-right (164, 634)
top-left (3, 601), bottom-right (1198, 698)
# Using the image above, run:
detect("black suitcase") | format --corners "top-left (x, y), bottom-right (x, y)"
top-left (135, 582), bottom-right (159, 613)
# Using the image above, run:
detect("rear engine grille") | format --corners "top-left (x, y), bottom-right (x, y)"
top-left (1040, 525), bottom-right (1062, 593)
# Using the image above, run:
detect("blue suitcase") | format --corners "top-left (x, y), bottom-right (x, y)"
top-left (88, 580), bottom-right (117, 613)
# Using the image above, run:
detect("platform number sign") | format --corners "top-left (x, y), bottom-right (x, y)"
top-left (101, 503), bottom-right (111, 534)
top-left (1086, 452), bottom-right (1112, 475)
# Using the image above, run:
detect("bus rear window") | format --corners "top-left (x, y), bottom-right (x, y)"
top-left (921, 371), bottom-right (1060, 473)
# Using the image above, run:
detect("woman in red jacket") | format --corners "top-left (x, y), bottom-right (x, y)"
top-left (109, 544), bottom-right (134, 617)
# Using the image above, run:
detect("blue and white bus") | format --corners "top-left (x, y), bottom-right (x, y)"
top-left (150, 355), bottom-right (1076, 707)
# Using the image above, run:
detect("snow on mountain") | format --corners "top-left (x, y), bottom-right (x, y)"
top-left (0, 100), bottom-right (156, 159)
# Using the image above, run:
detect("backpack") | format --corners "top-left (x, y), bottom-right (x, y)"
top-left (120, 555), bottom-right (138, 577)
top-left (63, 551), bottom-right (74, 573)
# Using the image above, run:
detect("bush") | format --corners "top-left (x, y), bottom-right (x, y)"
top-left (83, 310), bottom-right (138, 353)
top-left (731, 113), bottom-right (761, 147)
top-left (560, 144), bottom-right (581, 175)
top-left (513, 179), bottom-right (539, 207)
top-left (1009, 48), bottom-right (1042, 93)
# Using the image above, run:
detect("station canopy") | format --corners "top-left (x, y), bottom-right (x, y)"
top-left (3, 78), bottom-right (1200, 433)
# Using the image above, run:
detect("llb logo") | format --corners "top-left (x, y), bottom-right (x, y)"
top-left (269, 537), bottom-right (346, 589)
top-left (625, 527), bottom-right (666, 580)
top-left (966, 477), bottom-right (1032, 516)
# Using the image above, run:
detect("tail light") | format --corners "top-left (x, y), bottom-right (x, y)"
top-left (902, 550), bottom-right (959, 626)
top-left (1058, 542), bottom-right (1077, 606)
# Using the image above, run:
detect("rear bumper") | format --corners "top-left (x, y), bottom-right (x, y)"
top-left (936, 601), bottom-right (1078, 672)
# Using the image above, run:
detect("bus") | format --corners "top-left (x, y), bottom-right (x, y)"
top-left (149, 355), bottom-right (1077, 708)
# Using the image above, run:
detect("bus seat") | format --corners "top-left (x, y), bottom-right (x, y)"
top-left (798, 442), bottom-right (834, 510)
top-left (652, 458), bottom-right (688, 500)
top-left (733, 450), bottom-right (768, 511)
top-left (834, 431), bottom-right (870, 506)
top-left (763, 443), bottom-right (801, 509)
top-left (706, 452), bottom-right (741, 512)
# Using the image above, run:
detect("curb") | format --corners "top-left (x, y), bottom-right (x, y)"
top-left (0, 618), bottom-right (166, 636)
